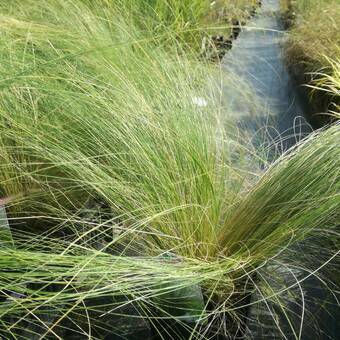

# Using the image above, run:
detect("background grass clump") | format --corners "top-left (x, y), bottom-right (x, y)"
top-left (283, 0), bottom-right (340, 117)
top-left (284, 0), bottom-right (339, 66)
top-left (0, 0), bottom-right (258, 53)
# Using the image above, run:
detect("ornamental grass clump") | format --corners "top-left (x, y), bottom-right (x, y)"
top-left (0, 0), bottom-right (339, 338)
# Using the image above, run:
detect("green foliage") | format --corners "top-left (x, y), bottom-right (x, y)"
top-left (0, 0), bottom-right (339, 338)
top-left (285, 0), bottom-right (340, 85)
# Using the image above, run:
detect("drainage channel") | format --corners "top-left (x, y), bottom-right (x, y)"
top-left (220, 1), bottom-right (338, 338)
top-left (222, 0), bottom-right (312, 154)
